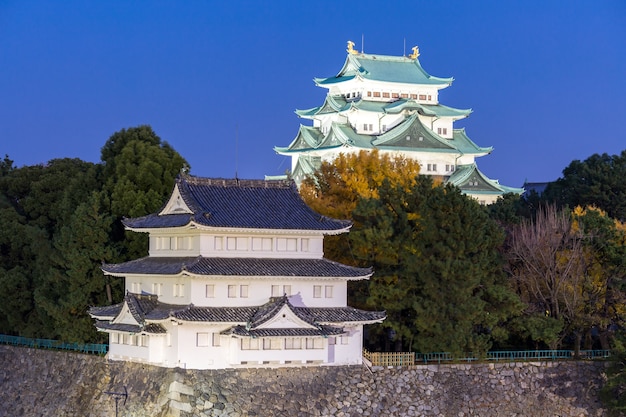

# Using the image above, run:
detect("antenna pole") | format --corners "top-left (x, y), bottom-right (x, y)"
top-left (361, 34), bottom-right (364, 53)
top-left (235, 123), bottom-right (239, 179)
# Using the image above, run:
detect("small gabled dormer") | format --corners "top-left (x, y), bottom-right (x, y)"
top-left (159, 184), bottom-right (193, 215)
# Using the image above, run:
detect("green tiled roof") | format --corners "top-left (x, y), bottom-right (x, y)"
top-left (277, 116), bottom-right (490, 157)
top-left (296, 95), bottom-right (471, 120)
top-left (448, 163), bottom-right (524, 195)
top-left (315, 53), bottom-right (453, 87)
top-left (275, 123), bottom-right (373, 155)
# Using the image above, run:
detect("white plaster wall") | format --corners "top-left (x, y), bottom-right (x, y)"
top-left (329, 326), bottom-right (363, 365)
top-left (226, 336), bottom-right (328, 366)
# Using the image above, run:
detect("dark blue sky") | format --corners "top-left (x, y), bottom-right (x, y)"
top-left (1, 1), bottom-right (624, 188)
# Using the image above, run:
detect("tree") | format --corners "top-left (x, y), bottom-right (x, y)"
top-left (571, 206), bottom-right (626, 350)
top-left (351, 177), bottom-right (522, 354)
top-left (100, 125), bottom-right (188, 260)
top-left (0, 158), bottom-right (101, 338)
top-left (299, 150), bottom-right (421, 266)
top-left (544, 150), bottom-right (626, 221)
top-left (34, 194), bottom-right (116, 343)
top-left (506, 203), bottom-right (626, 353)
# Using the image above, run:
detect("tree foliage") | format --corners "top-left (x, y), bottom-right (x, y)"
top-left (351, 177), bottom-right (521, 354)
top-left (506, 204), bottom-right (626, 352)
top-left (299, 150), bottom-right (421, 265)
top-left (0, 126), bottom-right (187, 342)
top-left (544, 150), bottom-right (626, 221)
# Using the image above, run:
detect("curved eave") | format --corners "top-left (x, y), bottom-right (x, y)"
top-left (318, 318), bottom-right (385, 326)
top-left (189, 222), bottom-right (353, 236)
top-left (123, 222), bottom-right (196, 233)
top-left (314, 75), bottom-right (356, 86)
top-left (122, 215), bottom-right (195, 232)
top-left (453, 128), bottom-right (493, 155)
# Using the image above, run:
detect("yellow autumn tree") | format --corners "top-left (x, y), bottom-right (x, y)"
top-left (299, 150), bottom-right (423, 265)
top-left (571, 205), bottom-right (626, 351)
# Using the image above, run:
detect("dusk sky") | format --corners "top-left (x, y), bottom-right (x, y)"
top-left (1, 1), bottom-right (624, 189)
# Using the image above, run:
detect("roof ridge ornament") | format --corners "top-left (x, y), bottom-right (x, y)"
top-left (409, 46), bottom-right (420, 60)
top-left (346, 40), bottom-right (357, 55)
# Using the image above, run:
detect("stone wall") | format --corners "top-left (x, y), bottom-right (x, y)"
top-left (0, 345), bottom-right (609, 417)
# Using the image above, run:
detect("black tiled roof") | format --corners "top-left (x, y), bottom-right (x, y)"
top-left (102, 256), bottom-right (372, 278)
top-left (298, 306), bottom-right (387, 323)
top-left (94, 320), bottom-right (167, 334)
top-left (172, 306), bottom-right (257, 322)
top-left (123, 175), bottom-right (352, 231)
top-left (221, 326), bottom-right (344, 338)
top-left (91, 293), bottom-right (385, 335)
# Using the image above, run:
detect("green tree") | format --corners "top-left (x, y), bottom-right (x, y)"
top-left (100, 126), bottom-right (188, 260)
top-left (544, 150), bottom-right (626, 221)
top-left (351, 177), bottom-right (522, 354)
top-left (34, 194), bottom-right (115, 343)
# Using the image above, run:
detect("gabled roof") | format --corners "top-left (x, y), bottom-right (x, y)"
top-left (122, 175), bottom-right (351, 232)
top-left (90, 292), bottom-right (173, 334)
top-left (101, 256), bottom-right (373, 280)
top-left (315, 52), bottom-right (453, 87)
top-left (275, 122), bottom-right (373, 155)
top-left (373, 113), bottom-right (455, 151)
top-left (295, 95), bottom-right (349, 117)
top-left (448, 163), bottom-right (524, 195)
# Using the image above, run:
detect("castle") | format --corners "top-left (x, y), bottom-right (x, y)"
top-left (275, 41), bottom-right (522, 204)
top-left (90, 176), bottom-right (385, 369)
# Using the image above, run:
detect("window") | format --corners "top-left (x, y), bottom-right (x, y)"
top-left (197, 333), bottom-right (209, 347)
top-left (382, 92), bottom-right (390, 98)
top-left (212, 333), bottom-right (221, 347)
top-left (391, 92), bottom-right (399, 98)
top-left (285, 338), bottom-right (302, 350)
top-left (428, 95), bottom-right (432, 101)
top-left (306, 338), bottom-right (324, 349)
top-left (373, 91), bottom-right (381, 97)
top-left (410, 94), bottom-right (418, 99)
top-left (367, 91), bottom-right (372, 97)
top-left (174, 283), bottom-right (184, 297)
top-left (301, 238), bottom-right (309, 252)
top-left (206, 284), bottom-right (215, 298)
top-left (111, 333), bottom-right (119, 344)
top-left (263, 338), bottom-right (282, 350)
top-left (382, 124), bottom-right (387, 132)
top-left (325, 285), bottom-right (333, 298)
top-left (228, 285), bottom-right (237, 298)
top-left (140, 335), bottom-right (148, 347)
top-left (241, 338), bottom-right (259, 350)
top-left (215, 236), bottom-right (223, 250)
top-left (152, 283), bottom-right (163, 296)
top-left (283, 285), bottom-right (292, 296)
top-left (437, 127), bottom-right (448, 135)
top-left (313, 285), bottom-right (322, 298)
top-left (131, 282), bottom-right (141, 293)
top-left (277, 238), bottom-right (297, 252)
top-left (240, 285), bottom-right (249, 298)
top-left (427, 164), bottom-right (432, 171)
top-left (340, 335), bottom-right (349, 345)
top-left (400, 93), bottom-right (408, 98)
top-left (419, 94), bottom-right (427, 100)
top-left (432, 164), bottom-right (437, 172)
top-left (271, 285), bottom-right (281, 297)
